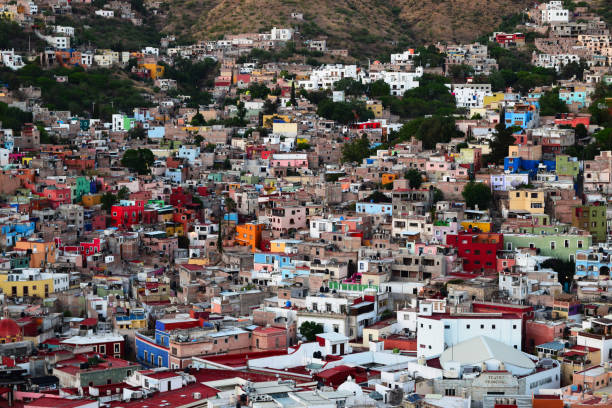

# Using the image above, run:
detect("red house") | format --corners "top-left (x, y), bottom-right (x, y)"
top-left (80, 238), bottom-right (101, 257)
top-left (110, 200), bottom-right (144, 228)
top-left (554, 113), bottom-right (591, 128)
top-left (40, 186), bottom-right (71, 208)
top-left (446, 231), bottom-right (503, 273)
top-left (170, 187), bottom-right (193, 207)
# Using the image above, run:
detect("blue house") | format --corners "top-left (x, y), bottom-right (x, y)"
top-left (504, 105), bottom-right (539, 129)
top-left (356, 202), bottom-right (393, 215)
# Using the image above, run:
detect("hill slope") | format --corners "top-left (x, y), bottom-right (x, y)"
top-left (164, 0), bottom-right (531, 58)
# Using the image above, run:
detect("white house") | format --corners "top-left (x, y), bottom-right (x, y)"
top-left (54, 25), bottom-right (75, 36)
top-left (450, 84), bottom-right (492, 109)
top-left (0, 50), bottom-right (25, 70)
top-left (298, 64), bottom-right (358, 90)
top-left (270, 27), bottom-right (293, 41)
top-left (390, 49), bottom-right (419, 65)
top-left (541, 1), bottom-right (569, 23)
top-left (533, 53), bottom-right (580, 71)
top-left (368, 67), bottom-right (423, 96)
top-left (95, 9), bottom-right (114, 18)
top-left (416, 313), bottom-right (523, 358)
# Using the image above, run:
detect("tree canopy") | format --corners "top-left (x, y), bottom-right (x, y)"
top-left (405, 168), bottom-right (423, 188)
top-left (462, 181), bottom-right (492, 210)
top-left (299, 321), bottom-right (324, 341)
top-left (121, 148), bottom-right (155, 175)
top-left (342, 134), bottom-right (371, 163)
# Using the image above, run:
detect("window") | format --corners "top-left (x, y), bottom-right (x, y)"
top-left (513, 324), bottom-right (517, 329)
top-left (550, 241), bottom-right (556, 250)
top-left (480, 324), bottom-right (484, 329)
top-left (466, 325), bottom-right (471, 329)
top-left (158, 356), bottom-right (162, 366)
top-left (445, 389), bottom-right (456, 396)
top-left (491, 324), bottom-right (496, 329)
top-left (114, 343), bottom-right (120, 353)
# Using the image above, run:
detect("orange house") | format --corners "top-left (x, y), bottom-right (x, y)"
top-left (382, 173), bottom-right (397, 185)
top-left (14, 240), bottom-right (56, 268)
top-left (235, 223), bottom-right (264, 252)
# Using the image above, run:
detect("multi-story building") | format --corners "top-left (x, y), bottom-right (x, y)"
top-left (446, 231), bottom-right (503, 272)
top-left (110, 200), bottom-right (144, 228)
top-left (416, 313), bottom-right (523, 357)
top-left (572, 204), bottom-right (607, 243)
top-left (509, 189), bottom-right (546, 215)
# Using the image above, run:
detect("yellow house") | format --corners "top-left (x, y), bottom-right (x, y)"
top-left (469, 107), bottom-right (487, 118)
top-left (14, 240), bottom-right (56, 268)
top-left (0, 11), bottom-right (15, 20)
top-left (468, 142), bottom-right (491, 155)
top-left (82, 194), bottom-right (102, 207)
top-left (139, 62), bottom-right (165, 79)
top-left (159, 212), bottom-right (174, 223)
top-left (165, 223), bottom-right (184, 236)
top-left (483, 92), bottom-right (505, 108)
top-left (262, 115), bottom-right (291, 128)
top-left (0, 273), bottom-right (53, 298)
top-left (509, 189), bottom-right (545, 214)
top-left (367, 101), bottom-right (384, 118)
top-left (188, 258), bottom-right (209, 266)
top-left (272, 122), bottom-right (298, 137)
top-left (461, 220), bottom-right (492, 233)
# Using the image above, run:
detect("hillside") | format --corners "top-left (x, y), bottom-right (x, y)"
top-left (164, 0), bottom-right (532, 59)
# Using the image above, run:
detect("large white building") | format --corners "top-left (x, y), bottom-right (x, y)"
top-left (450, 84), bottom-right (492, 109)
top-left (368, 67), bottom-right (423, 96)
top-left (416, 313), bottom-right (523, 357)
top-left (390, 49), bottom-right (419, 65)
top-left (541, 1), bottom-right (569, 23)
top-left (298, 64), bottom-right (359, 90)
top-left (533, 53), bottom-right (580, 71)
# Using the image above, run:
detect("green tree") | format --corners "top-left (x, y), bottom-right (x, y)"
top-left (316, 99), bottom-right (374, 125)
top-left (432, 188), bottom-right (444, 204)
top-left (539, 89), bottom-right (569, 116)
top-left (121, 148), bottom-right (155, 175)
top-left (404, 168), bottom-right (423, 188)
top-left (299, 321), bottom-right (324, 341)
top-left (190, 112), bottom-right (206, 126)
top-left (290, 81), bottom-right (297, 106)
top-left (127, 126), bottom-right (146, 140)
top-left (365, 190), bottom-right (392, 203)
top-left (369, 79), bottom-right (390, 98)
top-left (101, 192), bottom-right (118, 213)
top-left (342, 134), bottom-right (370, 163)
top-left (247, 82), bottom-right (271, 99)
top-left (117, 186), bottom-right (130, 200)
top-left (334, 78), bottom-right (366, 96)
top-left (462, 181), bottom-right (492, 210)
top-left (487, 124), bottom-right (521, 165)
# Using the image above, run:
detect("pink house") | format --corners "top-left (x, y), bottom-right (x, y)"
top-left (251, 326), bottom-right (287, 351)
top-left (168, 329), bottom-right (252, 368)
top-left (270, 205), bottom-right (306, 235)
top-left (270, 153), bottom-right (309, 168)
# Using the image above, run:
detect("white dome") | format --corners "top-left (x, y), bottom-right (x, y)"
top-left (338, 379), bottom-right (363, 398)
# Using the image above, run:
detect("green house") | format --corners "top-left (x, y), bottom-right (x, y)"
top-left (504, 233), bottom-right (592, 262)
top-left (556, 155), bottom-right (579, 178)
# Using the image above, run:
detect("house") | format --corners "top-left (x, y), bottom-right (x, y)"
top-left (61, 334), bottom-right (126, 358)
